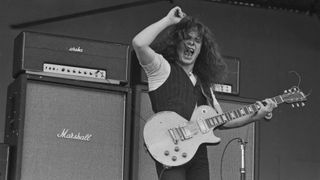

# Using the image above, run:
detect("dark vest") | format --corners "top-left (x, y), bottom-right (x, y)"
top-left (149, 63), bottom-right (211, 120)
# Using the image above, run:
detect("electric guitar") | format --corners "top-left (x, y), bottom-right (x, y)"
top-left (143, 87), bottom-right (307, 167)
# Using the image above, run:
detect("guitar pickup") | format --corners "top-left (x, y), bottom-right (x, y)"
top-left (168, 125), bottom-right (193, 144)
top-left (197, 118), bottom-right (210, 134)
top-left (176, 127), bottom-right (193, 141)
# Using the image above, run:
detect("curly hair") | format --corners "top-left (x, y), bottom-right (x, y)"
top-left (151, 16), bottom-right (227, 88)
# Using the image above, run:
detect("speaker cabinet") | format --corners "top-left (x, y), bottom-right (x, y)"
top-left (131, 85), bottom-right (257, 180)
top-left (131, 86), bottom-right (158, 180)
top-left (207, 98), bottom-right (256, 180)
top-left (0, 144), bottom-right (9, 180)
top-left (5, 74), bottom-right (132, 180)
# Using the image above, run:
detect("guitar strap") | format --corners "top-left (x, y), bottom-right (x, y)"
top-left (199, 83), bottom-right (223, 114)
top-left (209, 87), bottom-right (224, 114)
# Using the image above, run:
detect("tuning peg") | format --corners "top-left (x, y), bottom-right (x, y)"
top-left (291, 104), bottom-right (295, 108)
top-left (284, 90), bottom-right (288, 93)
top-left (301, 102), bottom-right (305, 107)
top-left (288, 89), bottom-right (292, 93)
top-left (296, 103), bottom-right (300, 107)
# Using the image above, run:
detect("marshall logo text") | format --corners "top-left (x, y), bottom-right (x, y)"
top-left (57, 129), bottom-right (92, 142)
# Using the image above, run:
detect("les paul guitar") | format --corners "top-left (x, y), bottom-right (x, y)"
top-left (143, 87), bottom-right (307, 167)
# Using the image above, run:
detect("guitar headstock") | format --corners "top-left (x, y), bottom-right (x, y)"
top-left (282, 86), bottom-right (307, 108)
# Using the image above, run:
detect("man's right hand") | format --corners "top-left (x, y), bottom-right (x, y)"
top-left (166, 6), bottom-right (186, 25)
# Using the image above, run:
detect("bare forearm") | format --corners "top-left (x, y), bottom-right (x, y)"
top-left (222, 98), bottom-right (277, 129)
top-left (131, 6), bottom-right (185, 65)
top-left (132, 16), bottom-right (173, 49)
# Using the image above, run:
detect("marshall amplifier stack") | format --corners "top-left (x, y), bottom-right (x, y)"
top-left (13, 31), bottom-right (131, 86)
top-left (4, 31), bottom-right (132, 180)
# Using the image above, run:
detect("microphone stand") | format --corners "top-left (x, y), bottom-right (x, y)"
top-left (239, 139), bottom-right (246, 180)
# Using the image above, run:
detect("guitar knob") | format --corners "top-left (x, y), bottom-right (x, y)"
top-left (172, 156), bottom-right (177, 161)
top-left (164, 150), bottom-right (170, 156)
top-left (174, 146), bottom-right (180, 152)
top-left (182, 152), bottom-right (187, 158)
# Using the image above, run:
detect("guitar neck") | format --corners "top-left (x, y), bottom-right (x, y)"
top-left (205, 95), bottom-right (284, 128)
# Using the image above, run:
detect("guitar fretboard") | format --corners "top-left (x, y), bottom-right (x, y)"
top-left (204, 95), bottom-right (284, 128)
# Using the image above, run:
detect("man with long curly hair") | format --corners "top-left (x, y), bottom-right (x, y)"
top-left (132, 6), bottom-right (277, 180)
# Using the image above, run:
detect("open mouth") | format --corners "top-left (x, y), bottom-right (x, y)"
top-left (183, 44), bottom-right (195, 58)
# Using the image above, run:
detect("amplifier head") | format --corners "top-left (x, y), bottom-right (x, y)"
top-left (13, 31), bottom-right (131, 86)
top-left (213, 56), bottom-right (240, 95)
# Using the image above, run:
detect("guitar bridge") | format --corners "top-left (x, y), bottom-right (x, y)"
top-left (168, 126), bottom-right (193, 144)
top-left (179, 126), bottom-right (192, 140)
top-left (168, 129), bottom-right (178, 144)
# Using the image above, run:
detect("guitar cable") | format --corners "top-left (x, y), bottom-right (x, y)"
top-left (158, 166), bottom-right (171, 180)
top-left (220, 137), bottom-right (245, 180)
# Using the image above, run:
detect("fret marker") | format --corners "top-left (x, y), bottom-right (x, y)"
top-left (221, 114), bottom-right (227, 121)
top-left (230, 112), bottom-right (236, 119)
top-left (213, 118), bottom-right (218, 124)
top-left (240, 108), bottom-right (246, 116)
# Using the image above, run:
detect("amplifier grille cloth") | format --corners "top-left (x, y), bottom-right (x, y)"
top-left (20, 82), bottom-right (126, 180)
